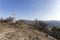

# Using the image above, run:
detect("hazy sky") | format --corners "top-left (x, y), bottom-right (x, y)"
top-left (0, 0), bottom-right (60, 20)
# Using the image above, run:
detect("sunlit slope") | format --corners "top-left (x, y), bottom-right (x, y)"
top-left (0, 23), bottom-right (57, 40)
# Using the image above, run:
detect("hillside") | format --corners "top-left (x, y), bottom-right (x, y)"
top-left (0, 23), bottom-right (57, 40)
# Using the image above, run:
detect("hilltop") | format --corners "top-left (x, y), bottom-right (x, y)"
top-left (0, 22), bottom-right (57, 40)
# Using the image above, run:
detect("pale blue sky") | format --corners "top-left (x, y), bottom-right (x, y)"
top-left (0, 0), bottom-right (60, 20)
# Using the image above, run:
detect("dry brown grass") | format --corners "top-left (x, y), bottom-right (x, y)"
top-left (0, 23), bottom-right (57, 40)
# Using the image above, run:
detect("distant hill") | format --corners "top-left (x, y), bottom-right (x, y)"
top-left (23, 20), bottom-right (60, 28)
top-left (44, 20), bottom-right (60, 28)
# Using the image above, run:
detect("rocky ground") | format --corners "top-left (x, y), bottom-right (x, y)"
top-left (0, 24), bottom-right (57, 40)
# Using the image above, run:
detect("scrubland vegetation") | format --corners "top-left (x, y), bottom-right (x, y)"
top-left (0, 17), bottom-right (60, 40)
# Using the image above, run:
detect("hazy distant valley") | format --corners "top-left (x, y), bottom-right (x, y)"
top-left (23, 20), bottom-right (60, 28)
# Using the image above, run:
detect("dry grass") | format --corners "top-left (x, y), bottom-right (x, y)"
top-left (0, 23), bottom-right (57, 40)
